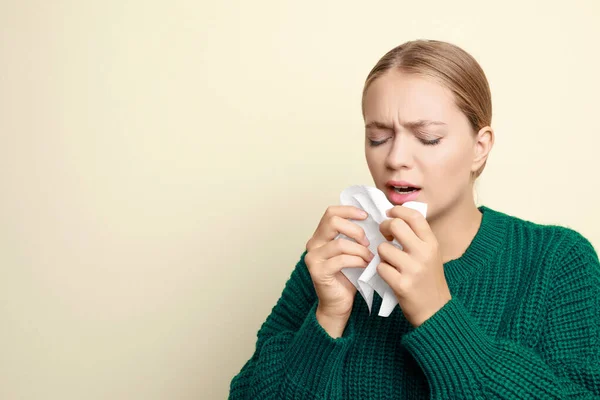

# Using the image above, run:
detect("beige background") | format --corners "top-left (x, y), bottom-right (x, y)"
top-left (1, 1), bottom-right (599, 399)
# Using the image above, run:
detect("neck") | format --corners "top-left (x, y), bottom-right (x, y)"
top-left (428, 194), bottom-right (483, 264)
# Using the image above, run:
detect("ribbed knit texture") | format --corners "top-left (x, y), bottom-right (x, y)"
top-left (229, 206), bottom-right (600, 399)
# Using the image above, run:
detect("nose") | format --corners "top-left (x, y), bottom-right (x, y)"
top-left (384, 134), bottom-right (415, 170)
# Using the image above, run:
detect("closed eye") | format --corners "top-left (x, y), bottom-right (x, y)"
top-left (420, 138), bottom-right (441, 146)
top-left (368, 138), bottom-right (390, 147)
top-left (369, 137), bottom-right (441, 147)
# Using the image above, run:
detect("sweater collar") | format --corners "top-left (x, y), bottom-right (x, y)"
top-left (442, 205), bottom-right (509, 284)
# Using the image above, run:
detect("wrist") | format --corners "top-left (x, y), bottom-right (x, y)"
top-left (411, 295), bottom-right (453, 328)
top-left (316, 306), bottom-right (351, 338)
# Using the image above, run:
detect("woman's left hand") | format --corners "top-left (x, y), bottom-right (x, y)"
top-left (377, 206), bottom-right (452, 328)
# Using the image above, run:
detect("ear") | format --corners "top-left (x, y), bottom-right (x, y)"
top-left (471, 126), bottom-right (494, 173)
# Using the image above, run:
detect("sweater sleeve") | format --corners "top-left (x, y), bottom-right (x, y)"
top-left (228, 251), bottom-right (356, 400)
top-left (401, 231), bottom-right (600, 399)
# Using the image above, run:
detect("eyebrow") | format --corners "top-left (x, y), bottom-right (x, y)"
top-left (365, 120), bottom-right (447, 130)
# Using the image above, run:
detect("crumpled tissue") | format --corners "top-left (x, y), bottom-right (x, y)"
top-left (335, 185), bottom-right (427, 317)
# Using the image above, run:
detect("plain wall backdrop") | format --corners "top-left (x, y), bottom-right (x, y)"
top-left (1, 1), bottom-right (599, 399)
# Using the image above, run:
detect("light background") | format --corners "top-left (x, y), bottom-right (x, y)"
top-left (1, 1), bottom-right (599, 399)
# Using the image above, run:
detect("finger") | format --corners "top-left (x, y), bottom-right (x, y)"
top-left (385, 206), bottom-right (435, 243)
top-left (308, 205), bottom-right (366, 247)
top-left (325, 205), bottom-right (369, 221)
top-left (377, 242), bottom-right (414, 273)
top-left (317, 238), bottom-right (374, 264)
top-left (317, 214), bottom-right (370, 248)
top-left (324, 254), bottom-right (370, 274)
top-left (376, 261), bottom-right (402, 293)
top-left (379, 218), bottom-right (421, 252)
top-left (308, 206), bottom-right (369, 250)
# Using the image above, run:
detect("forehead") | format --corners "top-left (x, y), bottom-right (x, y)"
top-left (363, 70), bottom-right (459, 124)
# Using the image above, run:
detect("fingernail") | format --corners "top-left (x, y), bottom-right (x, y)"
top-left (361, 211), bottom-right (368, 218)
top-left (385, 209), bottom-right (391, 217)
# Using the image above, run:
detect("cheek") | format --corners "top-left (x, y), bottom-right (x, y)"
top-left (365, 148), bottom-right (389, 190)
top-left (365, 148), bottom-right (381, 173)
top-left (421, 144), bottom-right (472, 183)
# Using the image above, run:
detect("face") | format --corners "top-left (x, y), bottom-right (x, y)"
top-left (363, 70), bottom-right (486, 220)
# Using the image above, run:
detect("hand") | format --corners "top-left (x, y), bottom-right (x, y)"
top-left (376, 206), bottom-right (452, 327)
top-left (305, 206), bottom-right (374, 337)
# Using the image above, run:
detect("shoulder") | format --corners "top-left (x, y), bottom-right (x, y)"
top-left (483, 205), bottom-right (598, 266)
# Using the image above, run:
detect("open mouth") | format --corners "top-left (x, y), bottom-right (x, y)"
top-left (391, 185), bottom-right (420, 194)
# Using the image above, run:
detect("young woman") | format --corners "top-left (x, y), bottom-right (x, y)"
top-left (229, 40), bottom-right (600, 399)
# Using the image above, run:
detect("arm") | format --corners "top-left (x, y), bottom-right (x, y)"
top-left (229, 252), bottom-right (356, 400)
top-left (401, 231), bottom-right (600, 399)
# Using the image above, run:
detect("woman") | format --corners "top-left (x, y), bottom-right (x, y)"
top-left (229, 40), bottom-right (600, 399)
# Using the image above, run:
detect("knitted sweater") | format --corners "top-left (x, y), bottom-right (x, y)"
top-left (229, 206), bottom-right (600, 399)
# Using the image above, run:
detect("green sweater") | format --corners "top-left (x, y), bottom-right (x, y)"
top-left (229, 206), bottom-right (600, 399)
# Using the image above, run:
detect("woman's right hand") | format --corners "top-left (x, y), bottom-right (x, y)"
top-left (304, 206), bottom-right (374, 337)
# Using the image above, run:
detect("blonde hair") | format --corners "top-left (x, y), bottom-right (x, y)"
top-left (362, 40), bottom-right (492, 179)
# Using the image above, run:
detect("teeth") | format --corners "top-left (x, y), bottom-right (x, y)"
top-left (393, 187), bottom-right (418, 193)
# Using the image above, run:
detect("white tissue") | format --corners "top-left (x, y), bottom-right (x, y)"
top-left (335, 185), bottom-right (427, 317)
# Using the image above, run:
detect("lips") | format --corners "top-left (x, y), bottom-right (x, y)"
top-left (386, 180), bottom-right (422, 205)
top-left (391, 186), bottom-right (419, 193)
top-left (387, 180), bottom-right (421, 191)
